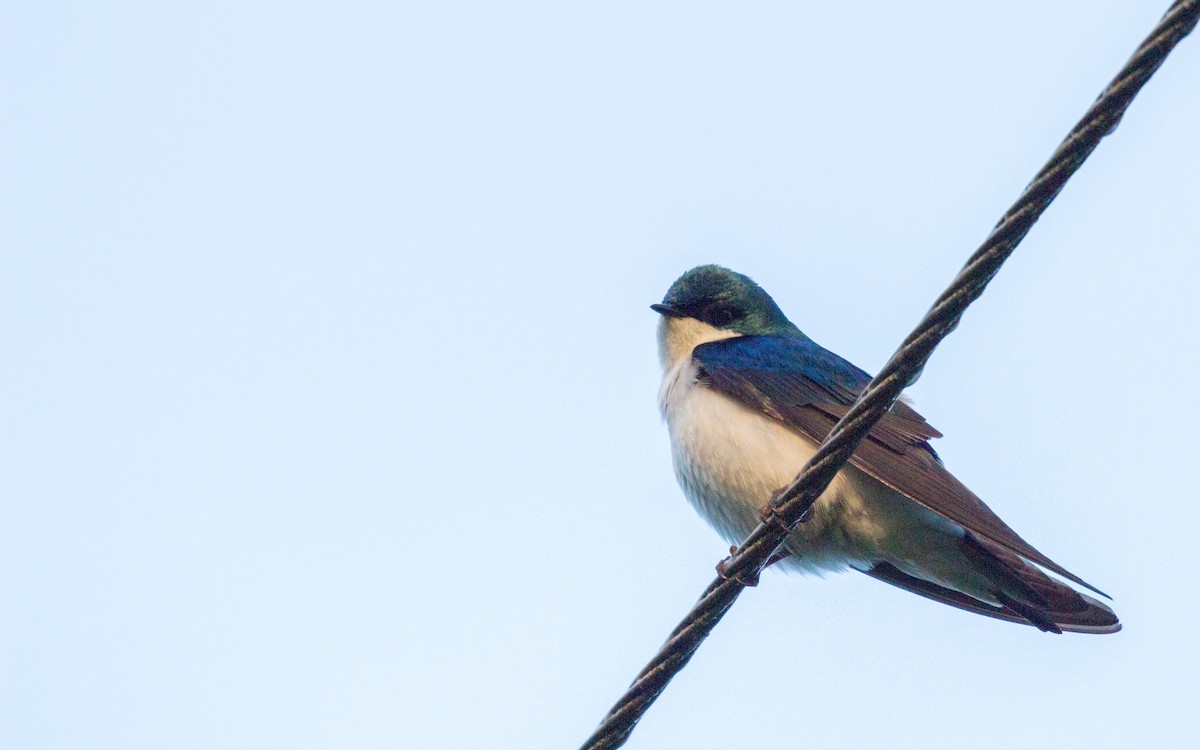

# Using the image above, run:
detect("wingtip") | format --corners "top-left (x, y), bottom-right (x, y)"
top-left (1066, 575), bottom-right (1112, 601)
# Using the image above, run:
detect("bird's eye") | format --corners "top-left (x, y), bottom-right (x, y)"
top-left (708, 304), bottom-right (737, 327)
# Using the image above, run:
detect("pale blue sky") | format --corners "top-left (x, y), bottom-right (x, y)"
top-left (3, 2), bottom-right (1199, 748)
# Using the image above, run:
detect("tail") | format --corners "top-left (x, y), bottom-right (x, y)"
top-left (864, 533), bottom-right (1120, 634)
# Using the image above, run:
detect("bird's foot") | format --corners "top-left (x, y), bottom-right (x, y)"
top-left (760, 492), bottom-right (813, 527)
top-left (717, 547), bottom-right (760, 587)
top-left (716, 546), bottom-right (792, 587)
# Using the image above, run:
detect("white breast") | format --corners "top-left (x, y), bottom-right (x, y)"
top-left (657, 317), bottom-right (873, 574)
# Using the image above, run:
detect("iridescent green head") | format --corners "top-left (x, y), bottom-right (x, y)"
top-left (652, 265), bottom-right (799, 336)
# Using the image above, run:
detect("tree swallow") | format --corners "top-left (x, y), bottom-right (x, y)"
top-left (654, 265), bottom-right (1119, 634)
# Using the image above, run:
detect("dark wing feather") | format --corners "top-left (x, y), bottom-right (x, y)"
top-left (693, 334), bottom-right (1106, 598)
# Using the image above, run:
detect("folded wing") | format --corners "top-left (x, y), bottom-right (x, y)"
top-left (692, 334), bottom-right (1106, 598)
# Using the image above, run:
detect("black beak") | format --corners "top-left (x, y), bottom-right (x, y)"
top-left (651, 303), bottom-right (684, 317)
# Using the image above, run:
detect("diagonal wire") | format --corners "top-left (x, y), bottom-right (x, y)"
top-left (581, 2), bottom-right (1199, 748)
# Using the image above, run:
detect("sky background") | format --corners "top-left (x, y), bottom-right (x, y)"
top-left (3, 2), bottom-right (1199, 748)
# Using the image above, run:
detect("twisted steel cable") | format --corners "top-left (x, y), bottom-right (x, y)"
top-left (581, 2), bottom-right (1199, 748)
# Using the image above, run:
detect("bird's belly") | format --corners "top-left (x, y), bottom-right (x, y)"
top-left (662, 374), bottom-right (957, 577)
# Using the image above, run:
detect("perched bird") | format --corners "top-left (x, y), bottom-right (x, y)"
top-left (654, 264), bottom-right (1119, 633)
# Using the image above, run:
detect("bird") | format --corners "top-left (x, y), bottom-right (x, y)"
top-left (653, 264), bottom-right (1119, 634)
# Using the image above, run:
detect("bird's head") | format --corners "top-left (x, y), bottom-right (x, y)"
top-left (652, 265), bottom-right (797, 336)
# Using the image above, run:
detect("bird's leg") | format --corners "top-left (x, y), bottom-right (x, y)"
top-left (716, 545), bottom-right (792, 587)
top-left (762, 487), bottom-right (814, 525)
top-left (716, 546), bottom-right (759, 586)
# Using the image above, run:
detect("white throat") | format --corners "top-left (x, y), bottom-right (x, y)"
top-left (656, 316), bottom-right (741, 371)
top-left (656, 316), bottom-right (741, 416)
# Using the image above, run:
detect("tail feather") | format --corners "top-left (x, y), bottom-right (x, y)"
top-left (966, 532), bottom-right (1120, 633)
top-left (864, 535), bottom-right (1120, 634)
